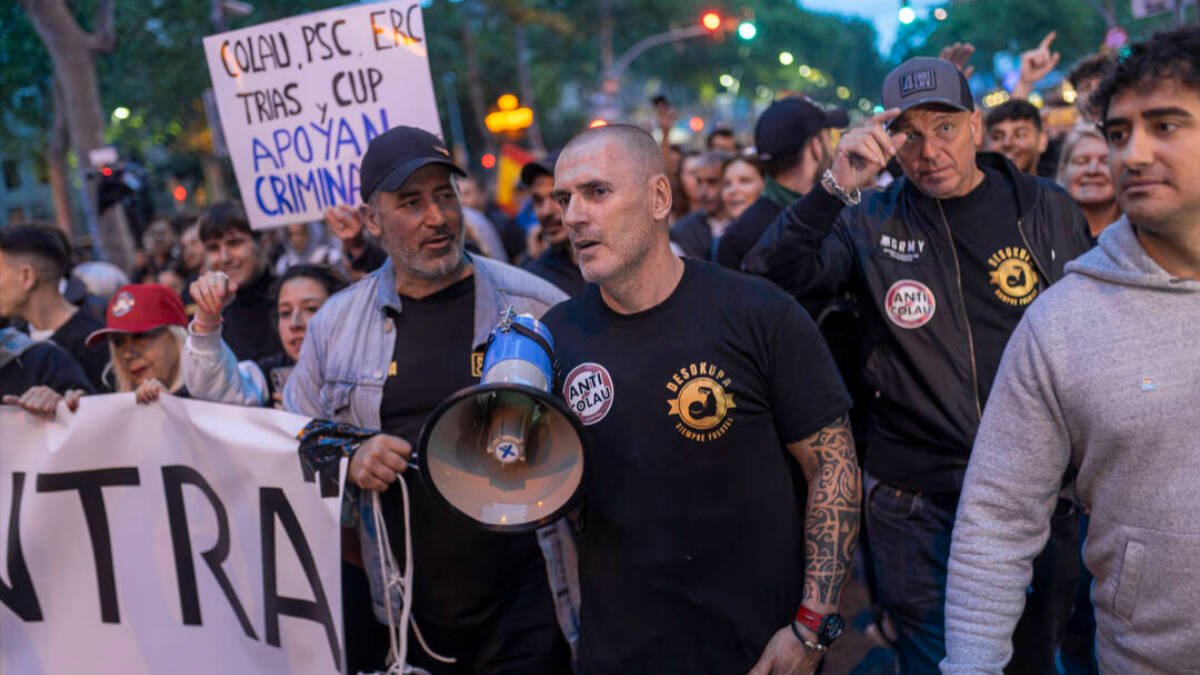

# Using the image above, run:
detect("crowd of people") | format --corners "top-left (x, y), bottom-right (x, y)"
top-left (2, 22), bottom-right (1198, 675)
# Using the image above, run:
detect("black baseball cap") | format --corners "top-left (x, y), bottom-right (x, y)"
top-left (520, 149), bottom-right (561, 186)
top-left (755, 97), bottom-right (850, 161)
top-left (359, 125), bottom-right (465, 202)
top-left (882, 57), bottom-right (974, 115)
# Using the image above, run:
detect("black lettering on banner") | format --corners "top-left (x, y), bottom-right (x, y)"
top-left (36, 468), bottom-right (141, 623)
top-left (370, 6), bottom-right (425, 51)
top-left (0, 472), bottom-right (43, 621)
top-left (331, 19), bottom-right (353, 56)
top-left (260, 487), bottom-right (340, 669)
top-left (302, 22), bottom-right (342, 63)
top-left (161, 466), bottom-right (258, 639)
top-left (331, 68), bottom-right (383, 107)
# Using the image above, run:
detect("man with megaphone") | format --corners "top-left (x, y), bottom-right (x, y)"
top-left (284, 126), bottom-right (575, 674)
top-left (544, 123), bottom-right (861, 675)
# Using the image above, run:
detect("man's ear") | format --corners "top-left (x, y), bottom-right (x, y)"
top-left (18, 262), bottom-right (37, 293)
top-left (970, 110), bottom-right (984, 147)
top-left (1037, 129), bottom-right (1049, 154)
top-left (650, 174), bottom-right (673, 221)
top-left (363, 197), bottom-right (384, 238)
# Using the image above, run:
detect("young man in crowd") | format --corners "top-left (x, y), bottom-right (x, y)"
top-left (520, 152), bottom-right (585, 296)
top-left (944, 26), bottom-right (1200, 674)
top-left (284, 125), bottom-right (573, 674)
top-left (985, 100), bottom-right (1048, 175)
top-left (196, 203), bottom-right (281, 362)
top-left (706, 126), bottom-right (739, 154)
top-left (546, 123), bottom-right (860, 674)
top-left (0, 225), bottom-right (110, 391)
top-left (716, 96), bottom-right (846, 270)
top-left (744, 57), bottom-right (1092, 673)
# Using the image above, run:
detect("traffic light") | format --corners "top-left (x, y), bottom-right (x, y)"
top-left (737, 21), bottom-right (757, 40)
top-left (701, 11), bottom-right (722, 32)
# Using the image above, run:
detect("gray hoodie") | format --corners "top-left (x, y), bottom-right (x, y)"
top-left (942, 217), bottom-right (1200, 674)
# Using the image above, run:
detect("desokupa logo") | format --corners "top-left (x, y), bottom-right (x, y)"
top-left (987, 246), bottom-right (1039, 306)
top-left (665, 361), bottom-right (736, 442)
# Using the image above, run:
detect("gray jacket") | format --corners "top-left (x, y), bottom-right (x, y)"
top-left (942, 218), bottom-right (1200, 674)
top-left (283, 254), bottom-right (580, 649)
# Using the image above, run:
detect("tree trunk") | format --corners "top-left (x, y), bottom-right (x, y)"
top-left (514, 24), bottom-right (546, 154)
top-left (459, 9), bottom-right (495, 159)
top-left (20, 0), bottom-right (136, 273)
top-left (46, 80), bottom-right (73, 236)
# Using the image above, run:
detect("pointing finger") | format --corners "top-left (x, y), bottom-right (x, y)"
top-left (1039, 30), bottom-right (1057, 51)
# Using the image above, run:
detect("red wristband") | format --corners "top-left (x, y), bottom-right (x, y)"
top-left (794, 605), bottom-right (823, 632)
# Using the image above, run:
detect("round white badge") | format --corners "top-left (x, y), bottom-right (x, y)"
top-left (885, 279), bottom-right (936, 329)
top-left (111, 291), bottom-right (136, 317)
top-left (562, 362), bottom-right (614, 426)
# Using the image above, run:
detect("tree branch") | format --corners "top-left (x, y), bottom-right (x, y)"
top-left (86, 0), bottom-right (117, 54)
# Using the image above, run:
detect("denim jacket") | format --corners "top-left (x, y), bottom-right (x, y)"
top-left (283, 254), bottom-right (580, 651)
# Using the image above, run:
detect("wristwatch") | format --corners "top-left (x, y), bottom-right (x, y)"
top-left (792, 606), bottom-right (846, 650)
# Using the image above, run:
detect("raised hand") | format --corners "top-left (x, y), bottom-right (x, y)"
top-left (1015, 31), bottom-right (1061, 98)
top-left (939, 42), bottom-right (976, 79)
top-left (189, 270), bottom-right (237, 329)
top-left (828, 108), bottom-right (908, 193)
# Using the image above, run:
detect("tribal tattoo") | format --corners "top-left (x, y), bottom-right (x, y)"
top-left (790, 415), bottom-right (861, 609)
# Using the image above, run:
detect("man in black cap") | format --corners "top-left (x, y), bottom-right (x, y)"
top-left (744, 58), bottom-right (1091, 673)
top-left (285, 125), bottom-right (574, 673)
top-left (520, 152), bottom-right (585, 295)
top-left (715, 96), bottom-right (847, 270)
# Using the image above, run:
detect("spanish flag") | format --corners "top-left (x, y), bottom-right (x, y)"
top-left (495, 143), bottom-right (533, 216)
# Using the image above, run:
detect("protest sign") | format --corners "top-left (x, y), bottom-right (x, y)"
top-left (203, 1), bottom-right (442, 229)
top-left (0, 394), bottom-right (344, 674)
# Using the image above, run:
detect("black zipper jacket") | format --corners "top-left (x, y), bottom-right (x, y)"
top-left (743, 153), bottom-right (1092, 493)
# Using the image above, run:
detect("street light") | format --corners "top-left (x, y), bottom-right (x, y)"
top-left (779, 51), bottom-right (794, 66)
top-left (898, 1), bottom-right (916, 24)
top-left (737, 21), bottom-right (757, 40)
top-left (934, 7), bottom-right (949, 21)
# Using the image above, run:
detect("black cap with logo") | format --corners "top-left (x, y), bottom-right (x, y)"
top-left (755, 97), bottom-right (849, 162)
top-left (882, 57), bottom-right (975, 115)
top-left (359, 125), bottom-right (465, 202)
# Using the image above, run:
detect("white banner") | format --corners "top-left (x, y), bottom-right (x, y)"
top-left (0, 394), bottom-right (344, 674)
top-left (203, 1), bottom-right (442, 229)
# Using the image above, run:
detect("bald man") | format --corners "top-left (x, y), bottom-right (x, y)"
top-left (542, 124), bottom-right (861, 674)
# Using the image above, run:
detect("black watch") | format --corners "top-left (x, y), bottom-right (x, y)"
top-left (794, 606), bottom-right (846, 647)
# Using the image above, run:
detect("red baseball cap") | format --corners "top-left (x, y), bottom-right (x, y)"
top-left (85, 283), bottom-right (188, 347)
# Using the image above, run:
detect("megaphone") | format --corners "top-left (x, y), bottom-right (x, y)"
top-left (417, 308), bottom-right (585, 532)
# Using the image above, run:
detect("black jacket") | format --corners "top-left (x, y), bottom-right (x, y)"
top-left (523, 244), bottom-right (587, 297)
top-left (669, 211), bottom-right (716, 260)
top-left (222, 269), bottom-right (282, 362)
top-left (715, 197), bottom-right (783, 271)
top-left (744, 153), bottom-right (1092, 493)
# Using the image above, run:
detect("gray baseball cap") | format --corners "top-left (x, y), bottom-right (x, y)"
top-left (882, 57), bottom-right (974, 115)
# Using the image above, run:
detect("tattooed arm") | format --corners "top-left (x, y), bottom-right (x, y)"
top-left (748, 414), bottom-right (860, 675)
top-left (791, 414), bottom-right (861, 614)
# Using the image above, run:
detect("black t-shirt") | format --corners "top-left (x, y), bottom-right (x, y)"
top-left (917, 167), bottom-right (1036, 405)
top-left (221, 269), bottom-right (282, 362)
top-left (377, 275), bottom-right (544, 634)
top-left (51, 309), bottom-right (111, 392)
top-left (542, 259), bottom-right (851, 674)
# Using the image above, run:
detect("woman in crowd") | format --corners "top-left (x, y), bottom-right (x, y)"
top-left (1057, 125), bottom-right (1120, 242)
top-left (720, 154), bottom-right (766, 221)
top-left (87, 283), bottom-right (190, 403)
top-left (183, 264), bottom-right (345, 408)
